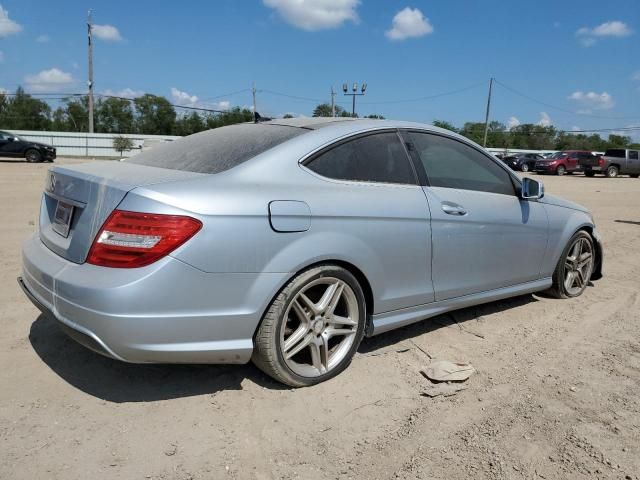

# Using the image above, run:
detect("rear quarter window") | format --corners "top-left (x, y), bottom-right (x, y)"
top-left (126, 123), bottom-right (305, 174)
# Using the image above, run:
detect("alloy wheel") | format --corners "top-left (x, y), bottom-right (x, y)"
top-left (563, 237), bottom-right (594, 296)
top-left (280, 277), bottom-right (359, 377)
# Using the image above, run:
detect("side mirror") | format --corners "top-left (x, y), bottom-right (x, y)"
top-left (521, 177), bottom-right (544, 200)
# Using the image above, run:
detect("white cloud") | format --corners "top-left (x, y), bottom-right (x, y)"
top-left (537, 112), bottom-right (552, 127)
top-left (571, 126), bottom-right (581, 132)
top-left (0, 50), bottom-right (4, 63)
top-left (263, 0), bottom-right (359, 31)
top-left (171, 87), bottom-right (199, 106)
top-left (170, 87), bottom-right (232, 111)
top-left (576, 20), bottom-right (633, 46)
top-left (0, 4), bottom-right (22, 37)
top-left (633, 71), bottom-right (640, 81)
top-left (568, 91), bottom-right (615, 110)
top-left (0, 87), bottom-right (7, 94)
top-left (92, 24), bottom-right (122, 41)
top-left (386, 7), bottom-right (433, 41)
top-left (24, 68), bottom-right (75, 92)
top-left (103, 88), bottom-right (144, 99)
top-left (507, 116), bottom-right (520, 130)
top-left (36, 34), bottom-right (50, 43)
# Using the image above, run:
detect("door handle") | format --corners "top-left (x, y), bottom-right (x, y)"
top-left (441, 203), bottom-right (467, 216)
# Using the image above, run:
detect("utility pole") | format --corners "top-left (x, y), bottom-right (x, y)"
top-left (330, 86), bottom-right (336, 117)
top-left (252, 81), bottom-right (257, 122)
top-left (482, 77), bottom-right (493, 147)
top-left (87, 9), bottom-right (94, 133)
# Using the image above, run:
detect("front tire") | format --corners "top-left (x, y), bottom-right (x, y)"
top-left (252, 265), bottom-right (366, 387)
top-left (25, 149), bottom-right (42, 163)
top-left (548, 231), bottom-right (595, 299)
top-left (556, 165), bottom-right (566, 176)
top-left (521, 163), bottom-right (529, 172)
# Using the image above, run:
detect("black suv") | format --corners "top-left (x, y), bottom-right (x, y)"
top-left (0, 131), bottom-right (56, 162)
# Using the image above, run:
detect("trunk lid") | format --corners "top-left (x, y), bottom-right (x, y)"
top-left (40, 161), bottom-right (205, 263)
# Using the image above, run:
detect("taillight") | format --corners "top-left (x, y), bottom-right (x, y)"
top-left (87, 210), bottom-right (202, 268)
top-left (598, 157), bottom-right (605, 166)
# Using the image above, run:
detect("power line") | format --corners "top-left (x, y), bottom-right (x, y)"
top-left (359, 82), bottom-right (485, 105)
top-left (493, 79), bottom-right (640, 120)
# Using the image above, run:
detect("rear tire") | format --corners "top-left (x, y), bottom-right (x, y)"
top-left (521, 163), bottom-right (529, 172)
top-left (605, 165), bottom-right (619, 178)
top-left (252, 265), bottom-right (366, 387)
top-left (25, 149), bottom-right (42, 163)
top-left (548, 231), bottom-right (595, 299)
top-left (556, 165), bottom-right (566, 176)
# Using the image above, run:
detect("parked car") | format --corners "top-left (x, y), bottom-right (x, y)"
top-left (18, 119), bottom-right (603, 387)
top-left (503, 153), bottom-right (544, 172)
top-left (581, 148), bottom-right (640, 178)
top-left (534, 150), bottom-right (591, 175)
top-left (0, 131), bottom-right (56, 162)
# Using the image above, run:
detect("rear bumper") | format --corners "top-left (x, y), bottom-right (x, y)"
top-left (20, 234), bottom-right (288, 364)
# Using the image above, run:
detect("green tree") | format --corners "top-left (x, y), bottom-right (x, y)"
top-left (432, 120), bottom-right (458, 132)
top-left (0, 87), bottom-right (51, 130)
top-left (313, 103), bottom-right (342, 117)
top-left (365, 114), bottom-right (385, 119)
top-left (205, 107), bottom-right (254, 129)
top-left (173, 112), bottom-right (206, 136)
top-left (133, 94), bottom-right (176, 135)
top-left (96, 97), bottom-right (134, 133)
top-left (112, 135), bottom-right (135, 156)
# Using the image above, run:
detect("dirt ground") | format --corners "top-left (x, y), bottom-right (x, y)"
top-left (1, 157), bottom-right (639, 480)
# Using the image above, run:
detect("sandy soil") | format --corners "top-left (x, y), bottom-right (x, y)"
top-left (1, 157), bottom-right (639, 480)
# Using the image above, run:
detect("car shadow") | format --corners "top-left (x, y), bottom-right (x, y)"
top-left (28, 314), bottom-right (287, 403)
top-left (358, 294), bottom-right (538, 354)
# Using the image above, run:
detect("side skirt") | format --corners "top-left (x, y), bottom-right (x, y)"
top-left (370, 278), bottom-right (552, 336)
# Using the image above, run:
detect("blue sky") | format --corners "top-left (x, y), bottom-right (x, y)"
top-left (0, 0), bottom-right (638, 137)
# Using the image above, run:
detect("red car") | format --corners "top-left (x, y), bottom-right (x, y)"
top-left (534, 151), bottom-right (595, 175)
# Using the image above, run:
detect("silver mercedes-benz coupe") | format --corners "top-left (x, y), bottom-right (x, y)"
top-left (19, 118), bottom-right (603, 386)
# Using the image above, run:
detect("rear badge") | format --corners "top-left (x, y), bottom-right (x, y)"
top-left (52, 200), bottom-right (74, 238)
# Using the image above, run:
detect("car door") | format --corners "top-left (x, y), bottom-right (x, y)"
top-left (627, 150), bottom-right (640, 174)
top-left (0, 132), bottom-right (13, 157)
top-left (401, 131), bottom-right (548, 301)
top-left (303, 130), bottom-right (435, 312)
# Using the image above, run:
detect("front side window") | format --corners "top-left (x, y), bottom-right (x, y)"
top-left (405, 132), bottom-right (515, 196)
top-left (306, 132), bottom-right (416, 184)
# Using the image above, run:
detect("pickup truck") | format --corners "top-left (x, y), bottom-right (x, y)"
top-left (581, 148), bottom-right (640, 178)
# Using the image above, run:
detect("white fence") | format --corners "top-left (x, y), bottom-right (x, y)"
top-left (5, 130), bottom-right (181, 158)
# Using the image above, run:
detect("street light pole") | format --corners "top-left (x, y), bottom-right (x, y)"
top-left (342, 82), bottom-right (367, 117)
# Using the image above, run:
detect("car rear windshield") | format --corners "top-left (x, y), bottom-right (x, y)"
top-left (126, 123), bottom-right (306, 174)
top-left (604, 149), bottom-right (626, 158)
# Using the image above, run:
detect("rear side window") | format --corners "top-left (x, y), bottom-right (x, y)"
top-left (306, 132), bottom-right (416, 184)
top-left (406, 132), bottom-right (515, 196)
top-left (630, 151), bottom-right (639, 160)
top-left (604, 149), bottom-right (626, 158)
top-left (126, 123), bottom-right (305, 174)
